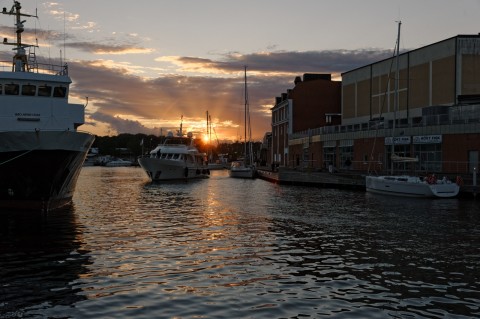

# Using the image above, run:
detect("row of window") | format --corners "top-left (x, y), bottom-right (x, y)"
top-left (273, 105), bottom-right (289, 123)
top-left (0, 83), bottom-right (67, 98)
top-left (154, 152), bottom-right (197, 163)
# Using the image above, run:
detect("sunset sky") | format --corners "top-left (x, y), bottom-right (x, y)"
top-left (1, 0), bottom-right (479, 142)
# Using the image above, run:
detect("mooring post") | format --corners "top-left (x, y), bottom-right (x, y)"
top-left (473, 167), bottom-right (477, 198)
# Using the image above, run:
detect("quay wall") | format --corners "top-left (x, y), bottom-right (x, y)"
top-left (257, 168), bottom-right (478, 198)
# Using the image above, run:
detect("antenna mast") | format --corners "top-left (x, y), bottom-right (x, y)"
top-left (1, 1), bottom-right (38, 72)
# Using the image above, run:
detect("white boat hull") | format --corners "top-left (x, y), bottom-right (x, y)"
top-left (229, 166), bottom-right (256, 179)
top-left (365, 175), bottom-right (459, 198)
top-left (138, 157), bottom-right (209, 181)
top-left (105, 160), bottom-right (133, 167)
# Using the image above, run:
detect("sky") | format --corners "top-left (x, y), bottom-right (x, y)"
top-left (1, 0), bottom-right (479, 142)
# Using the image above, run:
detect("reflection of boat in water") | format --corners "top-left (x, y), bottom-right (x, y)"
top-left (0, 206), bottom-right (89, 314)
top-left (229, 66), bottom-right (256, 179)
top-left (138, 119), bottom-right (209, 181)
top-left (0, 2), bottom-right (94, 211)
top-left (365, 22), bottom-right (459, 198)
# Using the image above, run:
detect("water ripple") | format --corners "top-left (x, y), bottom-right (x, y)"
top-left (0, 167), bottom-right (479, 318)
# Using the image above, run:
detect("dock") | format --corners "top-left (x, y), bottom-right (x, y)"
top-left (257, 168), bottom-right (478, 198)
top-left (257, 168), bottom-right (365, 190)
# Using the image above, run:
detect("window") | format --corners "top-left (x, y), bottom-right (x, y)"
top-left (386, 144), bottom-right (414, 173)
top-left (4, 84), bottom-right (19, 95)
top-left (414, 144), bottom-right (442, 173)
top-left (53, 86), bottom-right (67, 98)
top-left (38, 85), bottom-right (52, 97)
top-left (22, 84), bottom-right (36, 96)
top-left (340, 145), bottom-right (353, 169)
top-left (323, 146), bottom-right (337, 169)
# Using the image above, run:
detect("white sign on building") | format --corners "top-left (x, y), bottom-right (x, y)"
top-left (385, 136), bottom-right (411, 145)
top-left (413, 135), bottom-right (442, 144)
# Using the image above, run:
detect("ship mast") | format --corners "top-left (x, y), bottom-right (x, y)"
top-left (1, 1), bottom-right (38, 72)
top-left (391, 21), bottom-right (401, 175)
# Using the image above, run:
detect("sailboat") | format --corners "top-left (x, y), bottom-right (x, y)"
top-left (205, 111), bottom-right (225, 170)
top-left (229, 66), bottom-right (256, 178)
top-left (365, 22), bottom-right (460, 198)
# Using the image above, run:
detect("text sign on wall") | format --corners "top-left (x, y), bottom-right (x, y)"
top-left (385, 136), bottom-right (411, 145)
top-left (413, 135), bottom-right (442, 144)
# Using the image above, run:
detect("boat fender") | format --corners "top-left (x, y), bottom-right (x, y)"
top-left (184, 167), bottom-right (189, 178)
top-left (427, 174), bottom-right (437, 185)
top-left (196, 169), bottom-right (200, 175)
top-left (202, 169), bottom-right (206, 174)
top-left (207, 169), bottom-right (210, 175)
top-left (456, 176), bottom-right (464, 186)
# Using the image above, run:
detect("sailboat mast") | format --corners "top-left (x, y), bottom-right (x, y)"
top-left (391, 21), bottom-right (401, 175)
top-left (244, 65), bottom-right (248, 163)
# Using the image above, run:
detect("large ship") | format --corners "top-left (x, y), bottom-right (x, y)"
top-left (0, 1), bottom-right (94, 211)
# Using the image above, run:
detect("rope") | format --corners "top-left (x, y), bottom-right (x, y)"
top-left (368, 41), bottom-right (398, 175)
top-left (0, 148), bottom-right (39, 166)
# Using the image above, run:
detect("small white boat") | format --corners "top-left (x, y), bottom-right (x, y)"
top-left (229, 160), bottom-right (256, 178)
top-left (105, 158), bottom-right (133, 167)
top-left (365, 22), bottom-right (459, 199)
top-left (138, 120), bottom-right (209, 181)
top-left (366, 175), bottom-right (460, 198)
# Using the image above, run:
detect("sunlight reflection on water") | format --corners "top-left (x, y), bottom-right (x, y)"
top-left (1, 167), bottom-right (479, 318)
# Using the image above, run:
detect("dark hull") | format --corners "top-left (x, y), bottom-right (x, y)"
top-left (0, 132), bottom-right (94, 211)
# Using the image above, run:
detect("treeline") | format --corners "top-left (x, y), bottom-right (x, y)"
top-left (92, 133), bottom-right (262, 162)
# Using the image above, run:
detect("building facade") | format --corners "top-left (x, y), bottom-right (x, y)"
top-left (287, 35), bottom-right (480, 174)
top-left (271, 74), bottom-right (341, 168)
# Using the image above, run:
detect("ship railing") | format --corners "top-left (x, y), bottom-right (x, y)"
top-left (0, 60), bottom-right (68, 75)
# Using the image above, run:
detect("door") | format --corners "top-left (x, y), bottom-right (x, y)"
top-left (469, 150), bottom-right (479, 173)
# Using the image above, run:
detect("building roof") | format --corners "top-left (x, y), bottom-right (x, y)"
top-left (341, 34), bottom-right (480, 76)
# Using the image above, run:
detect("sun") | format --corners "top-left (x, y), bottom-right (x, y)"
top-left (202, 135), bottom-right (210, 144)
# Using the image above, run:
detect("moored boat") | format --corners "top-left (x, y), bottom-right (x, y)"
top-left (0, 1), bottom-right (94, 211)
top-left (138, 120), bottom-right (209, 181)
top-left (365, 175), bottom-right (460, 198)
top-left (229, 160), bottom-right (256, 178)
top-left (229, 66), bottom-right (256, 179)
top-left (364, 22), bottom-right (459, 198)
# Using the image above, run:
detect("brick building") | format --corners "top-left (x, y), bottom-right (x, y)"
top-left (285, 34), bottom-right (480, 175)
top-left (271, 74), bottom-right (341, 167)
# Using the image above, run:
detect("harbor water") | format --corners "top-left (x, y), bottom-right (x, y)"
top-left (1, 167), bottom-right (479, 318)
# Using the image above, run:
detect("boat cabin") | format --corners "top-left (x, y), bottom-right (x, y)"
top-left (0, 72), bottom-right (85, 132)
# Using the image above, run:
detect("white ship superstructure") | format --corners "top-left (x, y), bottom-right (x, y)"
top-left (0, 1), bottom-right (94, 210)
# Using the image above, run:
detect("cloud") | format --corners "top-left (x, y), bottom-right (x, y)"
top-left (66, 58), bottom-right (290, 140)
top-left (70, 48), bottom-right (393, 139)
top-left (65, 42), bottom-right (154, 55)
top-left (158, 49), bottom-right (394, 77)
top-left (1, 40), bottom-right (393, 140)
top-left (88, 111), bottom-right (159, 135)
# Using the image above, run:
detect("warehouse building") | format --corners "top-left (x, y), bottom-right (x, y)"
top-left (286, 34), bottom-right (480, 174)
